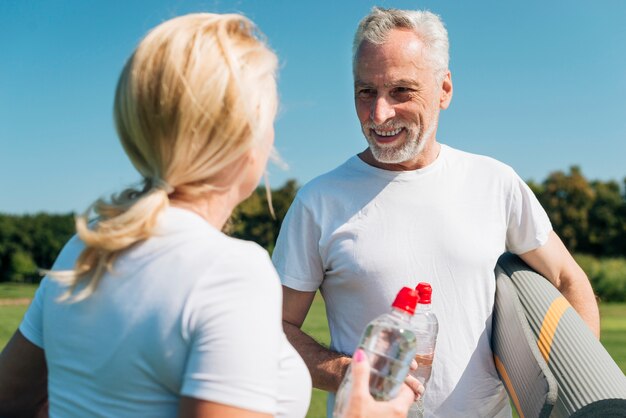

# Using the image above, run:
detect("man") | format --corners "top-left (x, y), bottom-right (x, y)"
top-left (272, 7), bottom-right (599, 418)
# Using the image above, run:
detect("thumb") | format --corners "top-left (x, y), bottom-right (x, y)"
top-left (350, 348), bottom-right (371, 395)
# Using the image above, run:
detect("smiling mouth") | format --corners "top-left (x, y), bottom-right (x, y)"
top-left (371, 127), bottom-right (404, 143)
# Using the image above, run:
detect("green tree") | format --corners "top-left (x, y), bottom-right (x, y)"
top-left (0, 213), bottom-right (74, 282)
top-left (537, 166), bottom-right (594, 253)
top-left (228, 179), bottom-right (299, 254)
top-left (27, 213), bottom-right (75, 270)
top-left (617, 178), bottom-right (626, 255)
top-left (587, 180), bottom-right (623, 255)
top-left (9, 250), bottom-right (38, 282)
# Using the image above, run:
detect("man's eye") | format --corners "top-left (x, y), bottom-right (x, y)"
top-left (357, 89), bottom-right (375, 98)
top-left (391, 87), bottom-right (414, 100)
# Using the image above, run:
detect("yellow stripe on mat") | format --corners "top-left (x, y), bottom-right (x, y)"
top-left (537, 296), bottom-right (570, 362)
top-left (494, 355), bottom-right (524, 418)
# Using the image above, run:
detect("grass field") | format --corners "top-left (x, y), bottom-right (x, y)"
top-left (0, 282), bottom-right (38, 299)
top-left (599, 303), bottom-right (626, 370)
top-left (0, 305), bottom-right (28, 346)
top-left (0, 283), bottom-right (34, 346)
top-left (1, 284), bottom-right (624, 417)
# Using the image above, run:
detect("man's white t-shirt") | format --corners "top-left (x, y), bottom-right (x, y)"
top-left (272, 144), bottom-right (552, 418)
top-left (20, 207), bottom-right (311, 418)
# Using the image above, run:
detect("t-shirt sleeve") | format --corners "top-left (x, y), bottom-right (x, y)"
top-left (18, 277), bottom-right (47, 348)
top-left (18, 234), bottom-right (84, 349)
top-left (272, 195), bottom-right (324, 292)
top-left (179, 245), bottom-right (284, 414)
top-left (505, 172), bottom-right (552, 254)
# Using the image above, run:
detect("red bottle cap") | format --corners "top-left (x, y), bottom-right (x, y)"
top-left (416, 282), bottom-right (432, 304)
top-left (391, 287), bottom-right (419, 315)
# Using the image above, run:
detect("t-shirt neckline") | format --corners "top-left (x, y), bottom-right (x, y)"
top-left (350, 143), bottom-right (448, 179)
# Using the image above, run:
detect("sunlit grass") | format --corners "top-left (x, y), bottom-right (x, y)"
top-left (0, 282), bottom-right (38, 299)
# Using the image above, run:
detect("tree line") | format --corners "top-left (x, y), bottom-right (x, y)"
top-left (528, 166), bottom-right (626, 256)
top-left (1, 170), bottom-right (625, 300)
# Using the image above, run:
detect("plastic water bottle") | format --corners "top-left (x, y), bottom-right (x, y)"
top-left (333, 286), bottom-right (419, 418)
top-left (409, 282), bottom-right (439, 417)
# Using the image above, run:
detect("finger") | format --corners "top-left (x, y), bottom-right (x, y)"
top-left (350, 348), bottom-right (370, 395)
top-left (388, 383), bottom-right (415, 413)
top-left (409, 358), bottom-right (418, 371)
top-left (404, 375), bottom-right (425, 400)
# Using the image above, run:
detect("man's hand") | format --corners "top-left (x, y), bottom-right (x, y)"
top-left (406, 359), bottom-right (425, 401)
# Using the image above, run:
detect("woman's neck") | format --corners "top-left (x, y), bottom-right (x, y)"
top-left (170, 190), bottom-right (239, 230)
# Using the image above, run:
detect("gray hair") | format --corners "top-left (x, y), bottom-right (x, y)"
top-left (353, 7), bottom-right (449, 80)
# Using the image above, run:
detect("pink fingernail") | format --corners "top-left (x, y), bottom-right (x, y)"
top-left (354, 349), bottom-right (365, 362)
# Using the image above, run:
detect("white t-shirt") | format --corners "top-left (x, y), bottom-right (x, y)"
top-left (272, 144), bottom-right (551, 418)
top-left (20, 207), bottom-right (311, 418)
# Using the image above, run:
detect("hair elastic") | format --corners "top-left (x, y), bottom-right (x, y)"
top-left (152, 178), bottom-right (175, 194)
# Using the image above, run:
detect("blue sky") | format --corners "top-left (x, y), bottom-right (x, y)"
top-left (1, 0), bottom-right (625, 214)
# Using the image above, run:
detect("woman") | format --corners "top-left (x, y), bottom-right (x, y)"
top-left (0, 13), bottom-right (415, 417)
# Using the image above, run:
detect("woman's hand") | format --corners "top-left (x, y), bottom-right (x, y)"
top-left (343, 349), bottom-right (417, 418)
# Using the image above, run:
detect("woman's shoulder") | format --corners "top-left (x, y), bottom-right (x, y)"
top-left (49, 233), bottom-right (85, 270)
top-left (212, 237), bottom-right (276, 281)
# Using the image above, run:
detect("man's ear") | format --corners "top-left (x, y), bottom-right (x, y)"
top-left (439, 71), bottom-right (453, 110)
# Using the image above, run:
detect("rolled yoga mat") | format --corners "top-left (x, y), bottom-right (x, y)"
top-left (492, 253), bottom-right (626, 418)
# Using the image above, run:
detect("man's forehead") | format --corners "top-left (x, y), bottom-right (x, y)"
top-left (356, 29), bottom-right (426, 57)
top-left (355, 45), bottom-right (431, 75)
top-left (354, 58), bottom-right (432, 86)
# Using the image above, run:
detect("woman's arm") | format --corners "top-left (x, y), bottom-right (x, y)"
top-left (178, 397), bottom-right (271, 418)
top-left (0, 330), bottom-right (48, 418)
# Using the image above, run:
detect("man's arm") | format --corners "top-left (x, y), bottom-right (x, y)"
top-left (0, 330), bottom-right (48, 418)
top-left (282, 286), bottom-right (351, 392)
top-left (519, 230), bottom-right (600, 338)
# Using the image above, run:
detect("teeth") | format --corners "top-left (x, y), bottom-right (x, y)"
top-left (374, 127), bottom-right (402, 136)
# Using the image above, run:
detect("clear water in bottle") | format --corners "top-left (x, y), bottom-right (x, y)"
top-left (361, 316), bottom-right (418, 400)
top-left (410, 282), bottom-right (439, 418)
top-left (333, 287), bottom-right (419, 418)
top-left (412, 352), bottom-right (434, 384)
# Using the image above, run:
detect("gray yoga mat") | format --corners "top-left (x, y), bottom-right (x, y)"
top-left (492, 253), bottom-right (626, 418)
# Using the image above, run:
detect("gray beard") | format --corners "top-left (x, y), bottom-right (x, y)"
top-left (365, 123), bottom-right (436, 164)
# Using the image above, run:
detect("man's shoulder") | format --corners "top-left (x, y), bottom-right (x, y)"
top-left (443, 144), bottom-right (517, 176)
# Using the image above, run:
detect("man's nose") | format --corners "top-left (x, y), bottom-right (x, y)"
top-left (370, 95), bottom-right (396, 125)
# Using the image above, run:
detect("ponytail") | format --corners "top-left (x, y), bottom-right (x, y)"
top-left (55, 180), bottom-right (170, 302)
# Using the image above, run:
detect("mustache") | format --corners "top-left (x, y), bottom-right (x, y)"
top-left (362, 120), bottom-right (407, 130)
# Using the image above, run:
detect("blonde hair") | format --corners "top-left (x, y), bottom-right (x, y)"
top-left (55, 13), bottom-right (278, 301)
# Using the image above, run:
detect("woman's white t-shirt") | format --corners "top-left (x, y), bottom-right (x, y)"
top-left (20, 207), bottom-right (311, 417)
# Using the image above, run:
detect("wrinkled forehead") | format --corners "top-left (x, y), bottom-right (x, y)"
top-left (354, 30), bottom-right (433, 73)
top-left (354, 36), bottom-right (435, 86)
